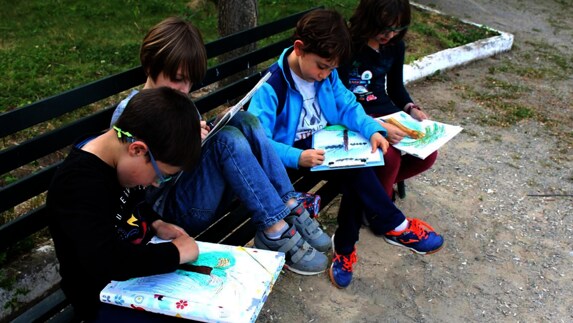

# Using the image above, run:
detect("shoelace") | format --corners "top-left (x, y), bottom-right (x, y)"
top-left (407, 218), bottom-right (436, 240)
top-left (334, 250), bottom-right (357, 272)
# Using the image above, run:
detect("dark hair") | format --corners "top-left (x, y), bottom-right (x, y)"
top-left (140, 17), bottom-right (208, 88)
top-left (293, 9), bottom-right (352, 66)
top-left (115, 87), bottom-right (201, 171)
top-left (349, 0), bottom-right (411, 50)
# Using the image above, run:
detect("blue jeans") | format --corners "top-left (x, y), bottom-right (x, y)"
top-left (150, 112), bottom-right (296, 236)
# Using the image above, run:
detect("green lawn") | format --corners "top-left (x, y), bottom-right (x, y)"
top-left (0, 0), bottom-right (496, 112)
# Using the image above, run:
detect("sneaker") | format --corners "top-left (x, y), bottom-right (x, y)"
top-left (383, 218), bottom-right (444, 254)
top-left (286, 203), bottom-right (331, 252)
top-left (254, 223), bottom-right (328, 275)
top-left (293, 192), bottom-right (321, 218)
top-left (329, 235), bottom-right (357, 289)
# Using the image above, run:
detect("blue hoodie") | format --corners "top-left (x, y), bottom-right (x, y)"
top-left (249, 47), bottom-right (386, 169)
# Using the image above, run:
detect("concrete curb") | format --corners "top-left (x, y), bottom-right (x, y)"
top-left (404, 2), bottom-right (514, 84)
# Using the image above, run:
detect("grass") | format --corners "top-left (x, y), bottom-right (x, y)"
top-left (0, 0), bottom-right (497, 112)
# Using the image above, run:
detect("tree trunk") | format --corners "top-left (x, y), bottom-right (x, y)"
top-left (217, 0), bottom-right (258, 86)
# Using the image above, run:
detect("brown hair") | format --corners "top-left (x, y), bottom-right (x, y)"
top-left (349, 0), bottom-right (411, 50)
top-left (115, 87), bottom-right (201, 170)
top-left (140, 17), bottom-right (208, 88)
top-left (293, 9), bottom-right (352, 66)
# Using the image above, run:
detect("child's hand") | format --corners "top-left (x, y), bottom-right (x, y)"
top-left (370, 132), bottom-right (389, 154)
top-left (200, 120), bottom-right (210, 140)
top-left (299, 149), bottom-right (325, 167)
top-left (379, 121), bottom-right (406, 144)
top-left (172, 235), bottom-right (199, 264)
top-left (405, 103), bottom-right (428, 121)
top-left (152, 219), bottom-right (188, 240)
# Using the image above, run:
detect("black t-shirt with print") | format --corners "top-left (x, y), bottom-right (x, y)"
top-left (47, 137), bottom-right (180, 319)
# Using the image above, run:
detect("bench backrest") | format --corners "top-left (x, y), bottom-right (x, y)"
top-left (0, 8), bottom-right (320, 251)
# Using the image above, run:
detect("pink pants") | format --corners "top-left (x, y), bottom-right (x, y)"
top-left (376, 146), bottom-right (438, 199)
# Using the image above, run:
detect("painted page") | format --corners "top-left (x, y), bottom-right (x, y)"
top-left (100, 239), bottom-right (285, 323)
top-left (311, 125), bottom-right (384, 171)
top-left (202, 72), bottom-right (272, 147)
top-left (378, 111), bottom-right (463, 159)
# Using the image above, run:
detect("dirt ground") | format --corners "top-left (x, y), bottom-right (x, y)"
top-left (258, 0), bottom-right (573, 322)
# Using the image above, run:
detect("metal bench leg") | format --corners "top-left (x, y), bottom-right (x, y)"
top-left (397, 180), bottom-right (406, 199)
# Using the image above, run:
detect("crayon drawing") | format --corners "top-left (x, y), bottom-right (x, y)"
top-left (378, 112), bottom-right (462, 160)
top-left (100, 240), bottom-right (285, 323)
top-left (311, 125), bottom-right (384, 171)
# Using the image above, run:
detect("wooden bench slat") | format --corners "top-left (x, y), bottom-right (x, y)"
top-left (0, 109), bottom-right (113, 175)
top-left (195, 72), bottom-right (264, 113)
top-left (0, 68), bottom-right (145, 138)
top-left (199, 39), bottom-right (292, 88)
top-left (203, 7), bottom-right (319, 59)
top-left (0, 206), bottom-right (50, 250)
top-left (11, 289), bottom-right (70, 323)
top-left (0, 166), bottom-right (57, 214)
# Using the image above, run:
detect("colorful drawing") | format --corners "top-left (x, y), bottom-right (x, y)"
top-left (378, 112), bottom-right (462, 160)
top-left (311, 125), bottom-right (384, 171)
top-left (100, 240), bottom-right (285, 323)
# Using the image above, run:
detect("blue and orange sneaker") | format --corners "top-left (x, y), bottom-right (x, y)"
top-left (383, 218), bottom-right (444, 254)
top-left (328, 236), bottom-right (358, 288)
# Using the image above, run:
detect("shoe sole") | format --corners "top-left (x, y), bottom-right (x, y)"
top-left (285, 264), bottom-right (326, 276)
top-left (328, 265), bottom-right (349, 289)
top-left (383, 237), bottom-right (445, 255)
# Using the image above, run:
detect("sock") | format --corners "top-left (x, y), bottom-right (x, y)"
top-left (393, 219), bottom-right (409, 232)
top-left (264, 221), bottom-right (288, 240)
top-left (286, 198), bottom-right (298, 210)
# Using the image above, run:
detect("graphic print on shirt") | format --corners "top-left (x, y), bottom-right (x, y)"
top-left (297, 100), bottom-right (326, 140)
top-left (347, 63), bottom-right (377, 102)
top-left (114, 187), bottom-right (150, 245)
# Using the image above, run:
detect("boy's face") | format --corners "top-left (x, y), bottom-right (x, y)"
top-left (117, 142), bottom-right (181, 188)
top-left (292, 40), bottom-right (338, 83)
top-left (151, 67), bottom-right (192, 94)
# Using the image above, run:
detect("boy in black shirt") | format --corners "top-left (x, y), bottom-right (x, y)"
top-left (48, 87), bottom-right (201, 321)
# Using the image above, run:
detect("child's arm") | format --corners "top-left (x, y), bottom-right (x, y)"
top-left (386, 41), bottom-right (414, 110)
top-left (369, 132), bottom-right (389, 154)
top-left (376, 119), bottom-right (407, 144)
top-left (299, 149), bottom-right (325, 168)
top-left (249, 84), bottom-right (304, 169)
top-left (152, 220), bottom-right (199, 263)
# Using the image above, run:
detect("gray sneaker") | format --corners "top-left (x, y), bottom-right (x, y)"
top-left (254, 223), bottom-right (328, 275)
top-left (286, 203), bottom-right (332, 252)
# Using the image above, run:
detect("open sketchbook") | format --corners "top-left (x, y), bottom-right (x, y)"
top-left (378, 111), bottom-right (463, 159)
top-left (100, 238), bottom-right (285, 323)
top-left (202, 72), bottom-right (272, 146)
top-left (311, 125), bottom-right (384, 171)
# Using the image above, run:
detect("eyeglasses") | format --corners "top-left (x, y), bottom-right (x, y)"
top-left (113, 126), bottom-right (174, 186)
top-left (379, 25), bottom-right (409, 36)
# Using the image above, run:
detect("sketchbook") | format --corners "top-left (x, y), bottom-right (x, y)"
top-left (100, 238), bottom-right (285, 322)
top-left (202, 72), bottom-right (272, 146)
top-left (378, 111), bottom-right (463, 159)
top-left (311, 125), bottom-right (385, 171)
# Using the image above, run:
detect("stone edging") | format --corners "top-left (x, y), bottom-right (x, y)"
top-left (404, 2), bottom-right (514, 84)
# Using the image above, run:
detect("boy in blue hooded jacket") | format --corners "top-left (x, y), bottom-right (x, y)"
top-left (249, 9), bottom-right (444, 289)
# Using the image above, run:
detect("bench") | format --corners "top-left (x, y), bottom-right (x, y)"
top-left (0, 7), bottom-right (347, 322)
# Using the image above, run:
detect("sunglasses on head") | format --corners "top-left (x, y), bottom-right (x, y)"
top-left (379, 25), bottom-right (409, 35)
